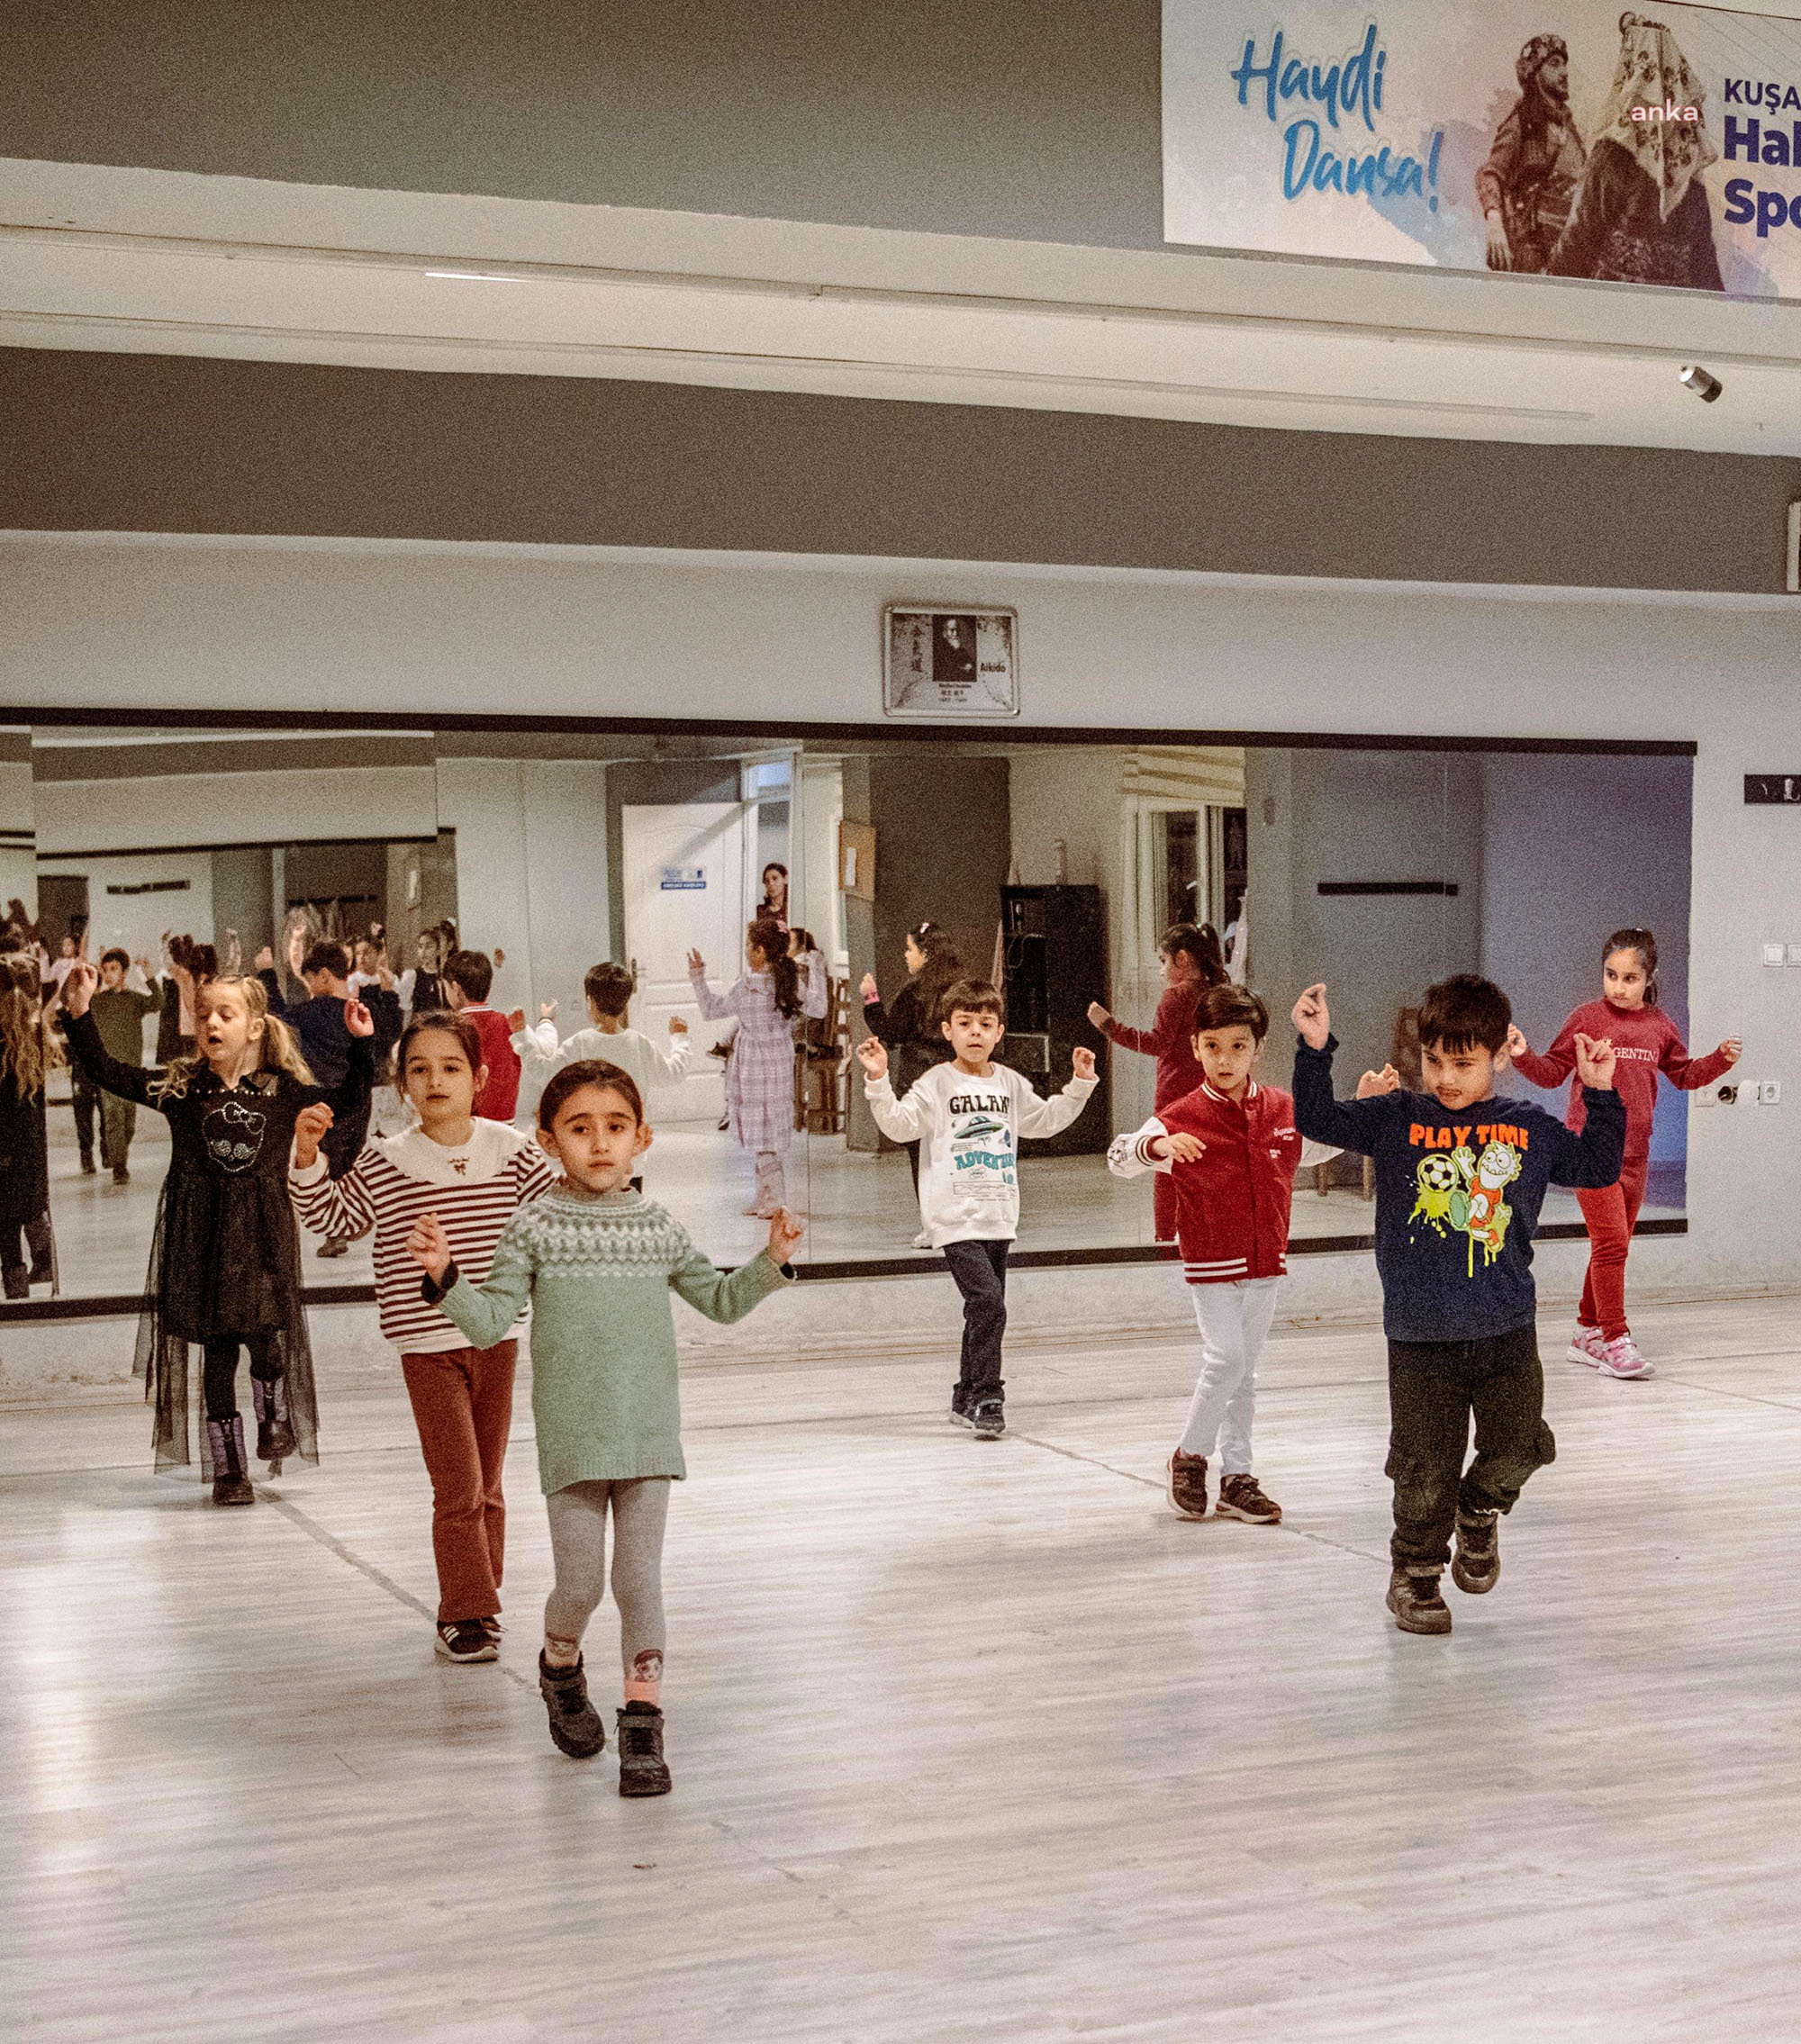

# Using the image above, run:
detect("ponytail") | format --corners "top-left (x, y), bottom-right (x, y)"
top-left (749, 918), bottom-right (802, 1019)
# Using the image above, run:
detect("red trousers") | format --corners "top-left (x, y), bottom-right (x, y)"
top-left (401, 1340), bottom-right (517, 1623)
top-left (1575, 1159), bottom-right (1650, 1342)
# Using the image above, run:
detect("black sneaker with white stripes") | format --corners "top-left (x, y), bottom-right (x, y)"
top-left (971, 1393), bottom-right (1006, 1440)
top-left (436, 1619), bottom-right (498, 1663)
top-left (948, 1381), bottom-right (974, 1430)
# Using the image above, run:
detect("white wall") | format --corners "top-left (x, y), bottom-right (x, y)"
top-left (434, 755), bottom-right (609, 1024)
top-left (37, 849), bottom-right (214, 967)
top-left (32, 763), bottom-right (438, 855)
top-left (10, 532), bottom-right (1801, 1299)
top-left (0, 755), bottom-right (33, 919)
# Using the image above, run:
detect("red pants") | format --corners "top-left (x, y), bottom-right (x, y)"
top-left (1575, 1159), bottom-right (1650, 1341)
top-left (401, 1340), bottom-right (517, 1623)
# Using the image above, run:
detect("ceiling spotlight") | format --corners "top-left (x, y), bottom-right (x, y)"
top-left (1679, 364), bottom-right (1723, 402)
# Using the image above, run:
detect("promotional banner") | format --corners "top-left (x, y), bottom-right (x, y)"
top-left (1163, 3), bottom-right (1801, 297)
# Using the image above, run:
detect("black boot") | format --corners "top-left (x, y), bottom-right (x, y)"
top-left (538, 1652), bottom-right (607, 1759)
top-left (207, 1416), bottom-right (258, 1507)
top-left (24, 1212), bottom-right (54, 1288)
top-left (251, 1368), bottom-right (297, 1470)
top-left (1386, 1565), bottom-right (1452, 1635)
top-left (616, 1701), bottom-right (673, 1797)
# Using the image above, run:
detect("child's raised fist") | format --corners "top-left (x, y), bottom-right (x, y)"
top-left (405, 1211), bottom-right (453, 1282)
top-left (859, 972), bottom-right (878, 1003)
top-left (1717, 1036), bottom-right (1742, 1067)
top-left (292, 1102), bottom-right (334, 1171)
top-left (1505, 1024), bottom-right (1530, 1061)
top-left (1572, 1032), bottom-right (1616, 1091)
top-left (62, 962), bottom-right (97, 1017)
top-left (1356, 1063), bottom-right (1401, 1099)
top-left (1292, 982), bottom-right (1330, 1049)
top-left (344, 998), bottom-right (375, 1039)
top-left (1087, 1000), bottom-right (1111, 1031)
top-left (766, 1207), bottom-right (804, 1264)
top-left (855, 1036), bottom-right (889, 1081)
top-left (1072, 1045), bottom-right (1097, 1081)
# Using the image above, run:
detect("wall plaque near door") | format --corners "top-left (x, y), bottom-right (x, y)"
top-left (883, 605), bottom-right (1018, 719)
top-left (1745, 776), bottom-right (1801, 804)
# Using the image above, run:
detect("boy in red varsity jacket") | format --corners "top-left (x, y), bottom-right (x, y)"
top-left (1109, 983), bottom-right (1339, 1526)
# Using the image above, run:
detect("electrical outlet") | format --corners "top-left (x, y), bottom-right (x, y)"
top-left (1761, 1080), bottom-right (1783, 1105)
top-left (1787, 945), bottom-right (1801, 966)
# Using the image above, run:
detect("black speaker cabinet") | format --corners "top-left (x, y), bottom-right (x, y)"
top-left (1000, 883), bottom-right (1110, 1158)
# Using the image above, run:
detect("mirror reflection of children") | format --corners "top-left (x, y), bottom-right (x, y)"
top-left (289, 1012), bottom-right (558, 1663)
top-left (405, 1059), bottom-right (801, 1795)
top-left (1292, 975), bottom-right (1623, 1639)
top-left (1109, 984), bottom-right (1339, 1526)
top-left (0, 953), bottom-right (58, 1299)
top-left (511, 962), bottom-right (691, 1139)
top-left (61, 959), bottom-right (375, 1504)
top-left (689, 920), bottom-right (819, 1218)
top-left (857, 978), bottom-right (1097, 1440)
top-left (1510, 926), bottom-right (1739, 1381)
top-left (85, 948), bottom-right (161, 1183)
top-left (1088, 922), bottom-right (1227, 1244)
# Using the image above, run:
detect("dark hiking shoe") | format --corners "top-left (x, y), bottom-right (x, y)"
top-left (616, 1701), bottom-right (673, 1797)
top-left (79, 1153), bottom-right (96, 1176)
top-left (538, 1652), bottom-right (607, 1759)
top-left (1216, 1472), bottom-right (1282, 1525)
top-left (1387, 1567), bottom-right (1452, 1635)
top-left (206, 1415), bottom-right (258, 1507)
top-left (1166, 1450), bottom-right (1209, 1520)
top-left (971, 1394), bottom-right (1006, 1440)
top-left (436, 1619), bottom-right (499, 1663)
top-left (948, 1381), bottom-right (974, 1431)
top-left (1, 1267), bottom-right (24, 1301)
top-left (113, 1166), bottom-right (131, 1185)
top-left (1452, 1507), bottom-right (1500, 1595)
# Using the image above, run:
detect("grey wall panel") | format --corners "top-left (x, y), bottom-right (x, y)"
top-left (5, 348), bottom-right (1799, 595)
top-left (0, 0), bottom-right (1166, 249)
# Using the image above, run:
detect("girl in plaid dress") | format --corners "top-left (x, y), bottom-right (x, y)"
top-left (689, 919), bottom-right (820, 1216)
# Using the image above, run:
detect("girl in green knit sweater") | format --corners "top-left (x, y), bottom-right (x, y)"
top-left (407, 1057), bottom-right (801, 1796)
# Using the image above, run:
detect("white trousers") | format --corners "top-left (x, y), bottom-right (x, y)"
top-left (1180, 1277), bottom-right (1283, 1472)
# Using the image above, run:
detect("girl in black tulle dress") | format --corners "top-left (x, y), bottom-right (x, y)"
top-left (61, 961), bottom-right (374, 1504)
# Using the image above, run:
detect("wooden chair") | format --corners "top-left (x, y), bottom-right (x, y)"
top-left (795, 973), bottom-right (851, 1135)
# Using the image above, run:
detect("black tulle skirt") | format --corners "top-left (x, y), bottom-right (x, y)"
top-left (131, 1166), bottom-right (320, 1478)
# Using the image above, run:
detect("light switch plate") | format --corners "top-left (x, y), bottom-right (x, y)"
top-left (1764, 943), bottom-right (1786, 966)
top-left (1787, 945), bottom-right (1801, 966)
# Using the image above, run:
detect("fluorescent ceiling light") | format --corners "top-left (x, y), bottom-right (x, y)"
top-left (424, 269), bottom-right (528, 283)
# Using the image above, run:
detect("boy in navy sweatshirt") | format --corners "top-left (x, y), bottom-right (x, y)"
top-left (1291, 974), bottom-right (1625, 1636)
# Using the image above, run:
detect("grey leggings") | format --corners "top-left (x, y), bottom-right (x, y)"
top-left (543, 1477), bottom-right (670, 1676)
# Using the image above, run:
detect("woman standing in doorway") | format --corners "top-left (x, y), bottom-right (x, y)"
top-left (861, 922), bottom-right (964, 1245)
top-left (756, 864), bottom-right (790, 930)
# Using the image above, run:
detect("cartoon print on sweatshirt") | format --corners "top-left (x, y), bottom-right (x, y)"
top-left (947, 1089), bottom-right (1018, 1189)
top-left (1407, 1120), bottom-right (1529, 1274)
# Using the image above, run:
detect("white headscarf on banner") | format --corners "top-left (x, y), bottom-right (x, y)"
top-left (1595, 11), bottom-right (1719, 220)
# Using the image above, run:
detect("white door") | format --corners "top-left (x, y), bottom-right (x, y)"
top-left (622, 802), bottom-right (751, 1123)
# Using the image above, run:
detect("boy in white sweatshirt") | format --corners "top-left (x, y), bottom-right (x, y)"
top-left (513, 962), bottom-right (692, 1128)
top-left (856, 976), bottom-right (1097, 1440)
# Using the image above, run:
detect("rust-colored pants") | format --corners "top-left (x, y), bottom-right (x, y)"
top-left (1575, 1159), bottom-right (1650, 1342)
top-left (401, 1340), bottom-right (518, 1623)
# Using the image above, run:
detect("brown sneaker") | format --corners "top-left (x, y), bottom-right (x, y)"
top-left (1386, 1566), bottom-right (1453, 1635)
top-left (1216, 1473), bottom-right (1282, 1525)
top-left (1166, 1450), bottom-right (1208, 1520)
top-left (1451, 1506), bottom-right (1500, 1594)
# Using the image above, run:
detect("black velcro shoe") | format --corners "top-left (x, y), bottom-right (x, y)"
top-left (616, 1702), bottom-right (673, 1797)
top-left (206, 1416), bottom-right (258, 1507)
top-left (538, 1652), bottom-right (607, 1759)
top-left (1452, 1507), bottom-right (1500, 1595)
top-left (1386, 1566), bottom-right (1453, 1635)
top-left (971, 1395), bottom-right (1006, 1440)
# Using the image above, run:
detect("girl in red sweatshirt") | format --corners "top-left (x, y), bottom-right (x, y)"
top-left (1089, 923), bottom-right (1226, 1244)
top-left (1108, 981), bottom-right (1339, 1525)
top-left (1510, 927), bottom-right (1739, 1382)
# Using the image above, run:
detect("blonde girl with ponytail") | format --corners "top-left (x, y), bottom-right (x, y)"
top-left (61, 961), bottom-right (376, 1504)
top-left (0, 952), bottom-right (60, 1298)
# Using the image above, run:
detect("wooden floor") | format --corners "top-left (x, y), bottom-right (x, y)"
top-left (5, 1294), bottom-right (1798, 2041)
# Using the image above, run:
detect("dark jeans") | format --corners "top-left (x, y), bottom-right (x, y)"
top-left (71, 1066), bottom-right (98, 1162)
top-left (1385, 1322), bottom-right (1555, 1572)
top-left (944, 1238), bottom-right (1009, 1396)
top-left (201, 1332), bottom-right (279, 1423)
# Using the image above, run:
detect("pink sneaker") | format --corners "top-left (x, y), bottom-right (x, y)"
top-left (1566, 1324), bottom-right (1606, 1368)
top-left (1597, 1334), bottom-right (1654, 1381)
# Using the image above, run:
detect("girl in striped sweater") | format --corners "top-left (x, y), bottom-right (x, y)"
top-left (290, 1009), bottom-right (557, 1662)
